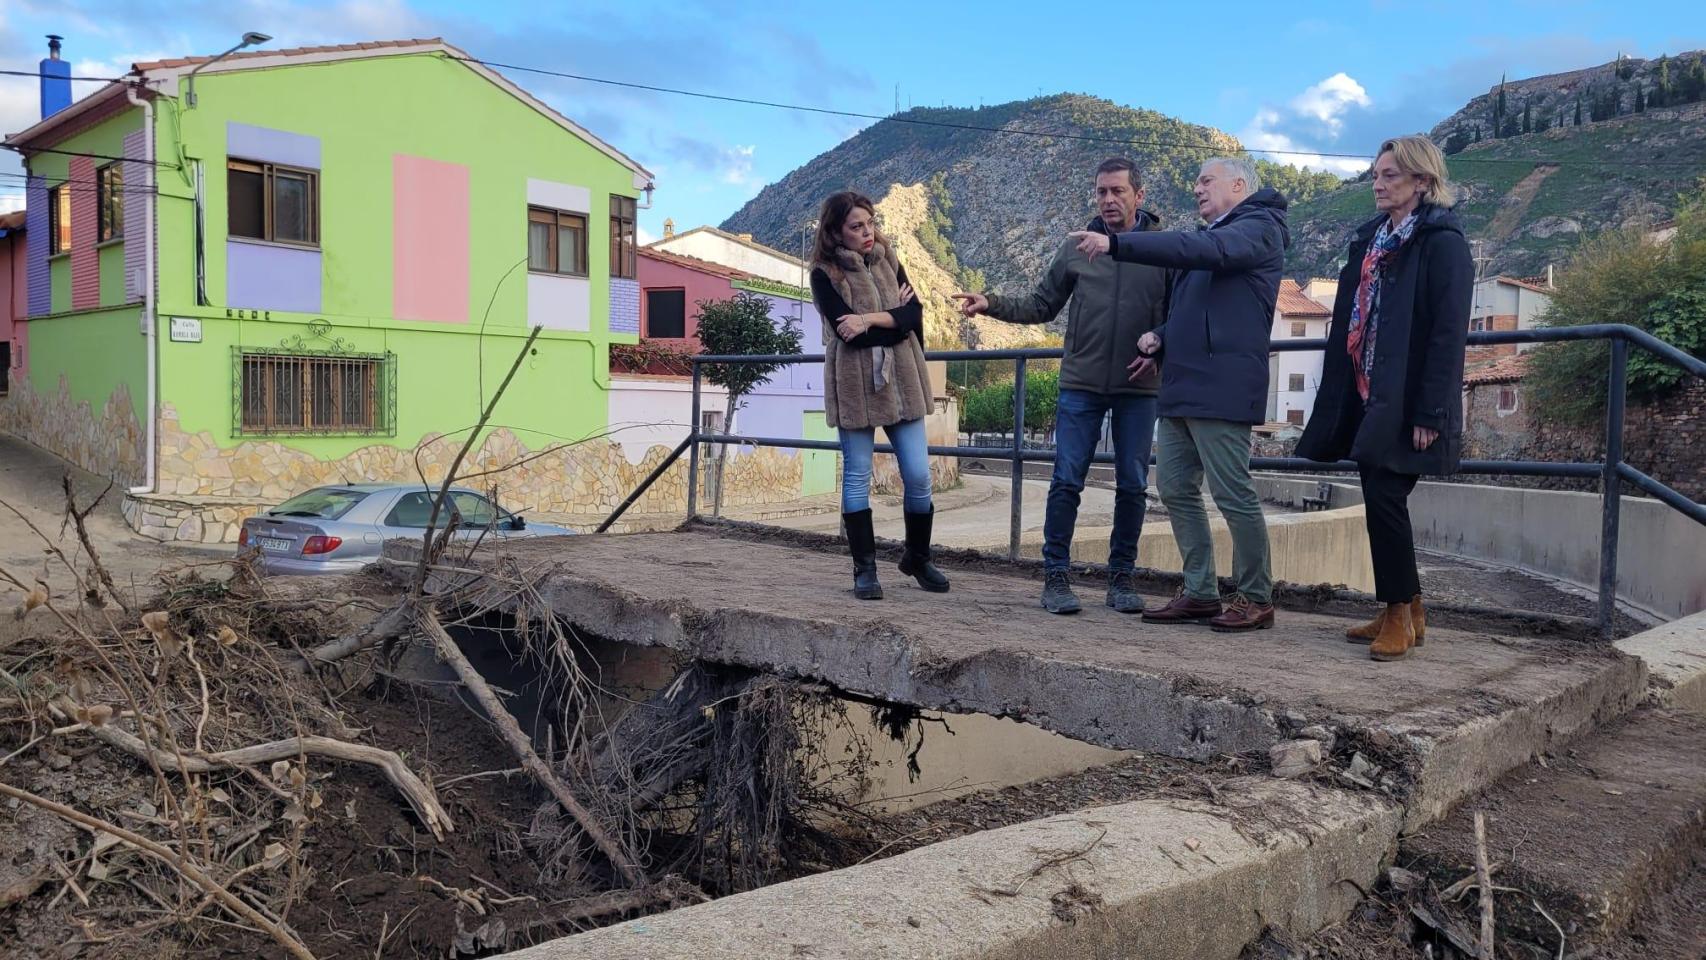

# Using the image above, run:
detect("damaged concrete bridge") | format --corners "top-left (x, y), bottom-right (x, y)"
top-left (423, 522), bottom-right (1705, 960)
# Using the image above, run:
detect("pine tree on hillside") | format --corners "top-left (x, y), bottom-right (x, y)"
top-left (1574, 97), bottom-right (1583, 126)
top-left (1636, 83), bottom-right (1646, 113)
top-left (1687, 56), bottom-right (1706, 103)
top-left (1522, 101), bottom-right (1532, 133)
top-left (1535, 111), bottom-right (1551, 133)
top-left (1655, 56), bottom-right (1672, 107)
top-left (1494, 77), bottom-right (1507, 137)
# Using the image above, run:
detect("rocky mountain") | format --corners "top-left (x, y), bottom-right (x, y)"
top-left (721, 94), bottom-right (1340, 333)
top-left (1285, 52), bottom-right (1706, 281)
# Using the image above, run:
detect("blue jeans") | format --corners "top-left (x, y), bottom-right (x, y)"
top-left (1044, 389), bottom-right (1157, 573)
top-left (840, 417), bottom-right (933, 514)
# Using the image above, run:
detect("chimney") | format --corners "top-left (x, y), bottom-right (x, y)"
top-left (663, 218), bottom-right (675, 239)
top-left (40, 35), bottom-right (72, 120)
top-left (737, 233), bottom-right (753, 242)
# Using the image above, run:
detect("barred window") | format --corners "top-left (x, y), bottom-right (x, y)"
top-left (239, 353), bottom-right (387, 434)
top-left (97, 162), bottom-right (124, 242)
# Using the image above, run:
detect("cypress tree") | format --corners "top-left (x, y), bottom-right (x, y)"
top-left (1636, 83), bottom-right (1645, 112)
top-left (1495, 77), bottom-right (1507, 135)
top-left (1522, 101), bottom-right (1532, 133)
top-left (1574, 97), bottom-right (1582, 126)
top-left (1688, 56), bottom-right (1706, 103)
top-left (1655, 55), bottom-right (1672, 106)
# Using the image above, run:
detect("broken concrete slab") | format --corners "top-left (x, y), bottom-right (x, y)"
top-left (1270, 739), bottom-right (1322, 778)
top-left (1615, 608), bottom-right (1706, 713)
top-left (1401, 708), bottom-right (1706, 948)
top-left (498, 778), bottom-right (1400, 960)
top-left (450, 529), bottom-right (1645, 826)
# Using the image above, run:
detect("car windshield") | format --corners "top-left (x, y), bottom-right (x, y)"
top-left (268, 488), bottom-right (369, 520)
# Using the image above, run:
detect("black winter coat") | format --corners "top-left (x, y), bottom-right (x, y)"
top-left (1296, 203), bottom-right (1473, 476)
top-left (1108, 188), bottom-right (1289, 424)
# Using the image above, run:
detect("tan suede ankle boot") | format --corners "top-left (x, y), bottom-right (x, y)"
top-left (1369, 603), bottom-right (1415, 662)
top-left (1345, 607), bottom-right (1386, 644)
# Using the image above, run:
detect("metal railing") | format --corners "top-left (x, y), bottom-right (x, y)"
top-left (600, 324), bottom-right (1706, 639)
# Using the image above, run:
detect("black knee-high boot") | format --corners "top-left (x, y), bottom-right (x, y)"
top-left (843, 509), bottom-right (883, 600)
top-left (898, 508), bottom-right (950, 593)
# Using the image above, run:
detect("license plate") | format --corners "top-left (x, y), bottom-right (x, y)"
top-left (257, 536), bottom-right (293, 553)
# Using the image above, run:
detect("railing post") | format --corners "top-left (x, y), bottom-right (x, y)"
top-left (687, 362), bottom-right (702, 523)
top-left (1598, 337), bottom-right (1627, 640)
top-left (1009, 357), bottom-right (1027, 562)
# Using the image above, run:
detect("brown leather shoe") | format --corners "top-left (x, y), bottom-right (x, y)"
top-left (1347, 595), bottom-right (1426, 647)
top-left (1209, 594), bottom-right (1275, 632)
top-left (1141, 588), bottom-right (1223, 625)
top-left (1369, 602), bottom-right (1415, 661)
top-left (1344, 608), bottom-right (1385, 643)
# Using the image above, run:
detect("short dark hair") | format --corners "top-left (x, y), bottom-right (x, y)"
top-left (1095, 158), bottom-right (1142, 190)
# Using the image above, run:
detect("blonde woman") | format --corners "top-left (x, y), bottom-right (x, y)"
top-left (1297, 136), bottom-right (1473, 661)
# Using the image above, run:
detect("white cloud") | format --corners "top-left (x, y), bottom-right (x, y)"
top-left (719, 144), bottom-right (756, 186)
top-left (637, 224), bottom-right (657, 245)
top-left (1288, 73), bottom-right (1371, 135)
top-left (0, 193), bottom-right (23, 213)
top-left (1240, 74), bottom-right (1374, 177)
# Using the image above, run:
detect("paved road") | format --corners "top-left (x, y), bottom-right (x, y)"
top-left (0, 434), bottom-right (227, 616)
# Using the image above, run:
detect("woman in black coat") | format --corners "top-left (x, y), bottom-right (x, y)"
top-left (1297, 135), bottom-right (1473, 662)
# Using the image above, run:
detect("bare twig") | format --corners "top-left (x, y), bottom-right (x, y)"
top-left (0, 780), bottom-right (318, 960)
top-left (417, 610), bottom-right (639, 885)
top-left (61, 475), bottom-right (131, 614)
top-left (1474, 811), bottom-right (1495, 960)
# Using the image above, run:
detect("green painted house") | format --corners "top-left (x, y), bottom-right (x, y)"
top-left (2, 38), bottom-right (667, 541)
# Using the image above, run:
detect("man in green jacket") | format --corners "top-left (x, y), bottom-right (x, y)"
top-left (954, 158), bottom-right (1169, 614)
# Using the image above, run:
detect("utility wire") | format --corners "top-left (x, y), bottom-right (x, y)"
top-left (445, 52), bottom-right (1706, 169)
top-left (0, 68), bottom-right (128, 82)
top-left (0, 144), bottom-right (179, 167)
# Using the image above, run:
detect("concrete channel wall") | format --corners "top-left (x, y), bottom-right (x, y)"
top-left (1257, 474), bottom-right (1706, 620)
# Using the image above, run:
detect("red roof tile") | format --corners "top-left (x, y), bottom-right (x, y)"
top-left (639, 247), bottom-right (751, 280)
top-left (1276, 278), bottom-right (1331, 317)
top-left (1464, 354), bottom-right (1529, 385)
top-left (1495, 275), bottom-right (1553, 294)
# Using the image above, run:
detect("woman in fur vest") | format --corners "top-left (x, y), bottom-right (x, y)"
top-left (807, 191), bottom-right (947, 600)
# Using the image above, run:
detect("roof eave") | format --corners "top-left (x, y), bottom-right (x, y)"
top-left (3, 81), bottom-right (139, 151)
top-left (138, 41), bottom-right (653, 187)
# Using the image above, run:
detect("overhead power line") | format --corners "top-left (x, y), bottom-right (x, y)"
top-left (0, 144), bottom-right (179, 167)
top-left (0, 67), bottom-right (127, 83)
top-left (445, 53), bottom-right (1706, 169)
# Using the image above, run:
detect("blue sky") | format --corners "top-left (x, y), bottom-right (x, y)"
top-left (3, 0), bottom-right (1703, 239)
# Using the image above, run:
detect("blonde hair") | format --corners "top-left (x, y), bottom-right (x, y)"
top-left (1378, 135), bottom-right (1455, 208)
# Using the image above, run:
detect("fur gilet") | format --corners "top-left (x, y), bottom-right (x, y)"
top-left (821, 243), bottom-right (934, 430)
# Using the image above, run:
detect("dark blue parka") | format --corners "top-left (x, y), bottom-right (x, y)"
top-left (1107, 188), bottom-right (1289, 424)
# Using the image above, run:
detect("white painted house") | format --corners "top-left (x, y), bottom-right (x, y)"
top-left (1268, 279), bottom-right (1336, 426)
top-left (648, 222), bottom-right (812, 289)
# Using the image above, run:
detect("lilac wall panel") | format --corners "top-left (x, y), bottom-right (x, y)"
top-left (610, 278), bottom-right (639, 334)
top-left (227, 241), bottom-right (321, 313)
top-left (226, 122), bottom-right (320, 168)
top-left (25, 176), bottom-right (48, 317)
top-left (123, 130), bottom-right (148, 302)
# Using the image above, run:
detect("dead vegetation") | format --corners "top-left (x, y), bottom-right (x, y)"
top-left (0, 328), bottom-right (888, 958)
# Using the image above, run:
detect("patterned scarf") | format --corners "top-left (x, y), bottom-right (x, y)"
top-left (1347, 211), bottom-right (1419, 401)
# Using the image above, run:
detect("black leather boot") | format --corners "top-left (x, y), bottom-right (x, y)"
top-left (843, 509), bottom-right (883, 600)
top-left (898, 509), bottom-right (950, 593)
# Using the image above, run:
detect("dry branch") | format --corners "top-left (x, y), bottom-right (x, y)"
top-left (1474, 811), bottom-right (1495, 959)
top-left (416, 610), bottom-right (640, 885)
top-left (0, 780), bottom-right (317, 960)
top-left (50, 695), bottom-right (453, 840)
top-left (61, 476), bottom-right (131, 614)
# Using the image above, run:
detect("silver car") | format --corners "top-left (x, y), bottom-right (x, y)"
top-left (238, 483), bottom-right (573, 575)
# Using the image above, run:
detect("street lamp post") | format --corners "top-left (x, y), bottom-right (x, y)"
top-left (186, 31), bottom-right (272, 108)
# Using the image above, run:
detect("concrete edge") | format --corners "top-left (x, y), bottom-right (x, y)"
top-left (1394, 651), bottom-right (1648, 828)
top-left (496, 778), bottom-right (1401, 960)
top-left (526, 573), bottom-right (1280, 761)
top-left (1615, 609), bottom-right (1706, 714)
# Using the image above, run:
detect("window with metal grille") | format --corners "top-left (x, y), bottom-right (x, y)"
top-left (610, 195), bottom-right (637, 279)
top-left (1288, 373), bottom-right (1305, 392)
top-left (97, 162), bottom-right (124, 242)
top-left (228, 159), bottom-right (319, 246)
top-left (1290, 321), bottom-right (1307, 337)
top-left (1286, 409), bottom-right (1305, 425)
top-left (238, 353), bottom-right (389, 434)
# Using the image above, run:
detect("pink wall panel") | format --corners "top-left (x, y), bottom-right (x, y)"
top-left (69, 156), bottom-right (100, 310)
top-left (635, 253), bottom-right (738, 346)
top-left (392, 154), bottom-right (469, 324)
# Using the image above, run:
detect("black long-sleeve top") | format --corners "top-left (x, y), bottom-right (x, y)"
top-left (809, 264), bottom-right (924, 349)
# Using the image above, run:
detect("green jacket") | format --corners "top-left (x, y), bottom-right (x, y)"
top-left (985, 211), bottom-right (1170, 396)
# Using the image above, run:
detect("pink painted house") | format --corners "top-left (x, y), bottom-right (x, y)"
top-left (0, 211), bottom-right (24, 397)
